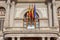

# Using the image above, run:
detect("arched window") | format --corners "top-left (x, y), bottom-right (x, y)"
top-left (57, 7), bottom-right (60, 16)
top-left (24, 11), bottom-right (39, 29)
top-left (57, 7), bottom-right (60, 32)
top-left (0, 7), bottom-right (6, 30)
top-left (0, 7), bottom-right (5, 16)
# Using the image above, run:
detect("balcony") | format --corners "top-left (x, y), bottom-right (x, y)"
top-left (3, 26), bottom-right (59, 34)
top-left (16, 0), bottom-right (46, 3)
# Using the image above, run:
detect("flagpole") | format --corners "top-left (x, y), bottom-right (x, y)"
top-left (26, 4), bottom-right (30, 29)
top-left (34, 4), bottom-right (36, 29)
top-left (26, 12), bottom-right (28, 29)
top-left (26, 4), bottom-right (31, 29)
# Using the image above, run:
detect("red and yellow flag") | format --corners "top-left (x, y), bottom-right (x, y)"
top-left (26, 4), bottom-right (36, 27)
top-left (27, 4), bottom-right (36, 21)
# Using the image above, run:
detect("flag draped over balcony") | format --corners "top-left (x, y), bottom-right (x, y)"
top-left (26, 4), bottom-right (36, 27)
top-left (27, 4), bottom-right (36, 20)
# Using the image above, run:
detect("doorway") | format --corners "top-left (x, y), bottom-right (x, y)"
top-left (20, 37), bottom-right (42, 40)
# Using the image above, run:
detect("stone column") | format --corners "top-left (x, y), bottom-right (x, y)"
top-left (0, 37), bottom-right (4, 40)
top-left (47, 2), bottom-right (52, 27)
top-left (52, 0), bottom-right (59, 27)
top-left (17, 37), bottom-right (20, 40)
top-left (4, 0), bottom-right (10, 27)
top-left (57, 37), bottom-right (60, 40)
top-left (42, 37), bottom-right (45, 40)
top-left (12, 37), bottom-right (15, 40)
top-left (47, 37), bottom-right (50, 40)
top-left (10, 1), bottom-right (15, 27)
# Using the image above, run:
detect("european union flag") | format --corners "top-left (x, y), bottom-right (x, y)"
top-left (34, 4), bottom-right (36, 18)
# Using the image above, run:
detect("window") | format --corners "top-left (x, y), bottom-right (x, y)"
top-left (24, 11), bottom-right (39, 29)
top-left (57, 7), bottom-right (60, 16)
top-left (0, 7), bottom-right (5, 16)
top-left (0, 7), bottom-right (5, 30)
top-left (58, 20), bottom-right (60, 32)
top-left (57, 7), bottom-right (60, 32)
top-left (0, 19), bottom-right (4, 30)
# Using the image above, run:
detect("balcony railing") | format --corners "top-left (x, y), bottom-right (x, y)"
top-left (3, 26), bottom-right (59, 34)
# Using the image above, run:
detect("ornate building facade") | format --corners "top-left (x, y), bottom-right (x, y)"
top-left (0, 0), bottom-right (60, 40)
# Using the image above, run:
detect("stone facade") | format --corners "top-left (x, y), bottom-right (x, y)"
top-left (0, 0), bottom-right (60, 40)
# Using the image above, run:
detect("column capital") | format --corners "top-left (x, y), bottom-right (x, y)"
top-left (52, 0), bottom-right (56, 5)
top-left (52, 0), bottom-right (55, 3)
top-left (12, 1), bottom-right (15, 5)
top-left (7, 0), bottom-right (11, 4)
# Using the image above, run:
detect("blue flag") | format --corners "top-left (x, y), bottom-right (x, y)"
top-left (34, 5), bottom-right (36, 18)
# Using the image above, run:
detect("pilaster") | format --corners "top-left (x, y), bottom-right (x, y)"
top-left (52, 0), bottom-right (59, 27)
top-left (10, 1), bottom-right (15, 27)
top-left (47, 2), bottom-right (52, 27)
top-left (4, 0), bottom-right (11, 27)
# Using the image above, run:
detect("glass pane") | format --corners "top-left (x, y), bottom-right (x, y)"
top-left (36, 24), bottom-right (39, 27)
top-left (40, 20), bottom-right (48, 27)
top-left (38, 8), bottom-right (48, 18)
top-left (0, 8), bottom-right (5, 16)
top-left (0, 20), bottom-right (2, 30)
top-left (27, 24), bottom-right (35, 29)
top-left (24, 22), bottom-right (26, 24)
top-left (36, 22), bottom-right (39, 24)
top-left (35, 19), bottom-right (38, 22)
top-left (24, 24), bottom-right (26, 27)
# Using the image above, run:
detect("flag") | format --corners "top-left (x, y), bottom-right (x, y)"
top-left (31, 5), bottom-right (34, 20)
top-left (26, 4), bottom-right (37, 28)
top-left (28, 5), bottom-right (31, 19)
top-left (26, 5), bottom-right (31, 27)
top-left (34, 4), bottom-right (36, 28)
top-left (34, 4), bottom-right (36, 19)
top-left (28, 5), bottom-right (33, 21)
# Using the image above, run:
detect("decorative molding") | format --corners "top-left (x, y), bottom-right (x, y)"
top-left (16, 0), bottom-right (46, 3)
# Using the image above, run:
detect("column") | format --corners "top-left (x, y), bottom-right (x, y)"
top-left (58, 37), bottom-right (60, 40)
top-left (12, 37), bottom-right (15, 40)
top-left (52, 0), bottom-right (59, 27)
top-left (17, 37), bottom-right (20, 40)
top-left (0, 37), bottom-right (4, 40)
top-left (47, 2), bottom-right (52, 27)
top-left (47, 37), bottom-right (50, 40)
top-left (4, 0), bottom-right (10, 27)
top-left (10, 1), bottom-right (15, 27)
top-left (42, 37), bottom-right (45, 40)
